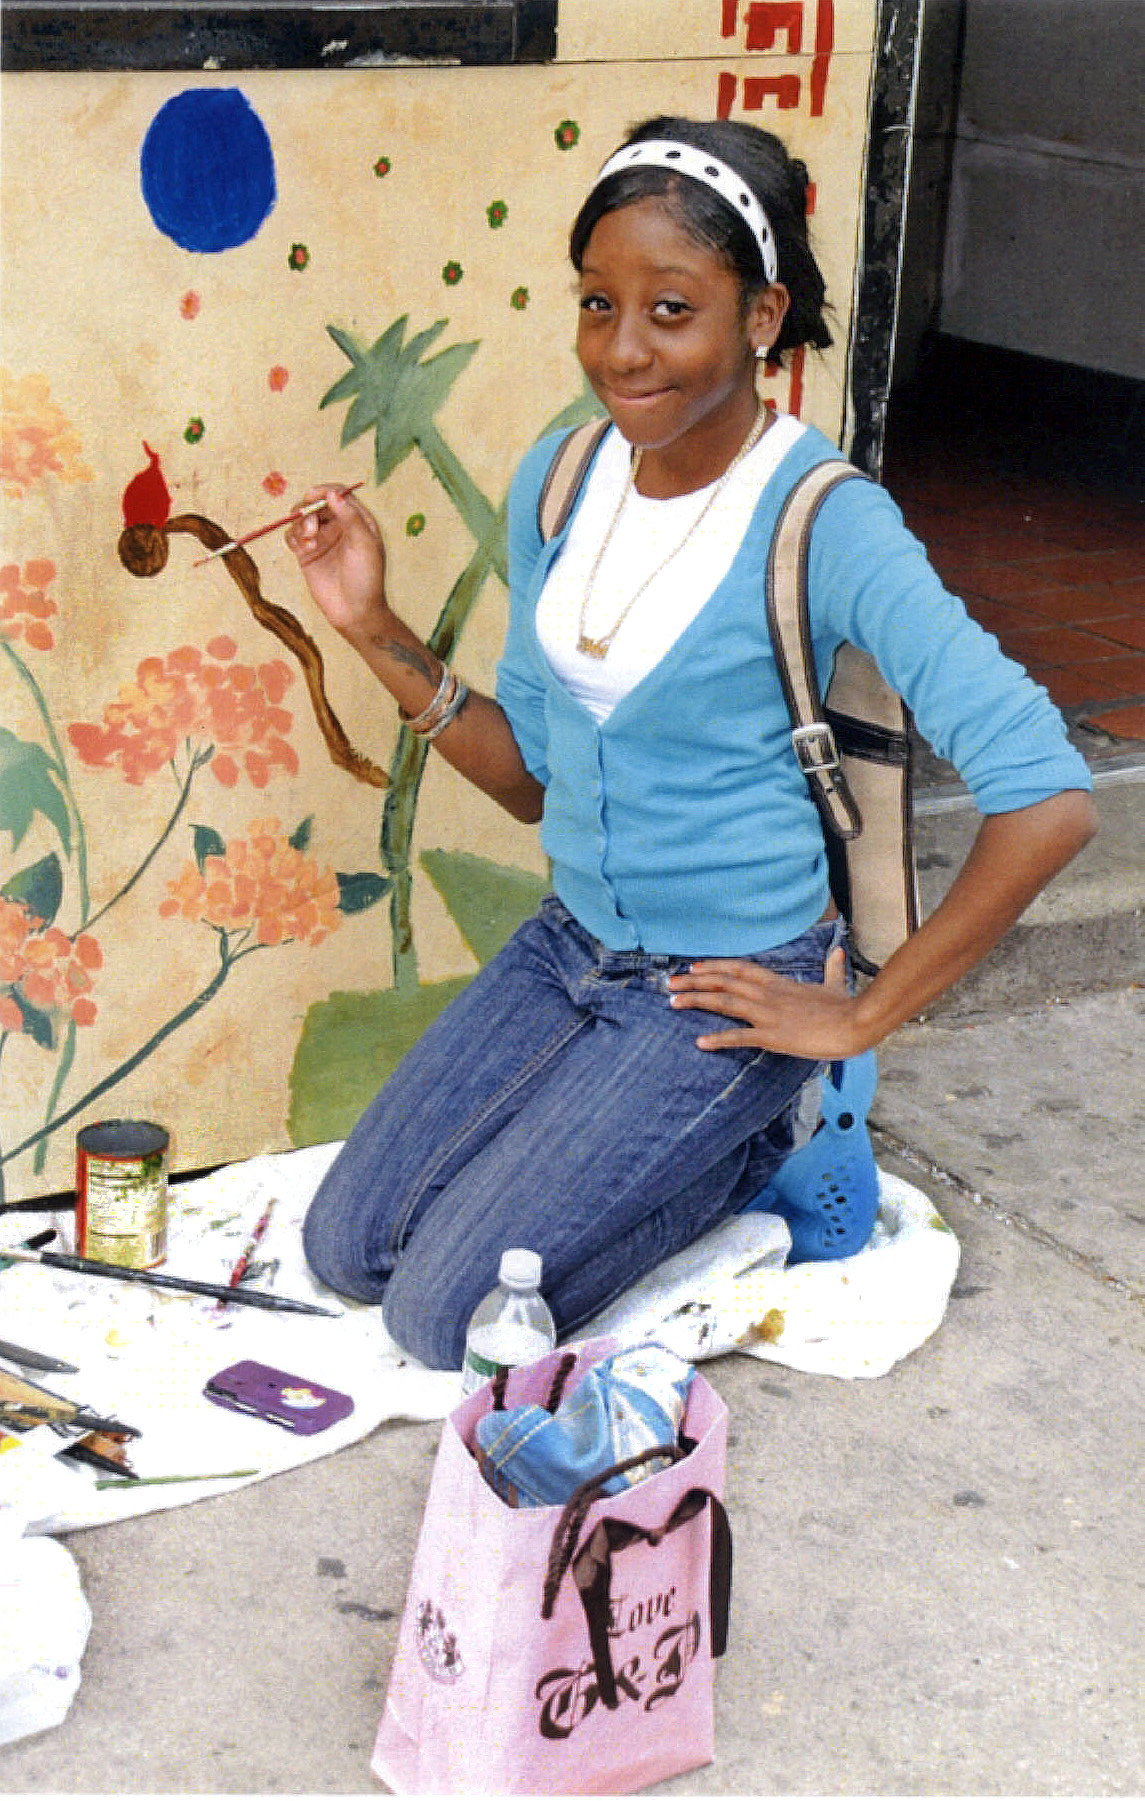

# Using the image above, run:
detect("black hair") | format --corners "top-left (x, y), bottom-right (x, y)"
top-left (569, 115), bottom-right (832, 361)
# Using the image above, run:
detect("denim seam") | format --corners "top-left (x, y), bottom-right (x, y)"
top-left (388, 1011), bottom-right (593, 1256)
top-left (551, 1048), bottom-right (812, 1336)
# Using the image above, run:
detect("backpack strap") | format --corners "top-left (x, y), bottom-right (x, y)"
top-left (766, 459), bottom-right (867, 841)
top-left (536, 418), bottom-right (611, 543)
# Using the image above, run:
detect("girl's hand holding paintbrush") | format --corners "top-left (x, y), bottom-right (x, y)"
top-left (286, 484), bottom-right (391, 642)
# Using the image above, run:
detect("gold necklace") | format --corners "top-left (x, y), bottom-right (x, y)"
top-left (576, 405), bottom-right (770, 660)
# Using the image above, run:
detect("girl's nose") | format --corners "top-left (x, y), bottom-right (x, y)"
top-left (607, 311), bottom-right (653, 373)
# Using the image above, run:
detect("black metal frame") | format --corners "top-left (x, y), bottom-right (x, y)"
top-left (848, 0), bottom-right (925, 477)
top-left (1, 0), bottom-right (558, 71)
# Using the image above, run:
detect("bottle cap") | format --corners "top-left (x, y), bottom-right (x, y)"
top-left (499, 1248), bottom-right (542, 1290)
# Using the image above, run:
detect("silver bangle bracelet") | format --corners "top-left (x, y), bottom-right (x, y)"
top-left (400, 664), bottom-right (452, 733)
top-left (422, 679), bottom-right (470, 740)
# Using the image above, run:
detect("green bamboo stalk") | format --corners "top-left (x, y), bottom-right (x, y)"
top-left (380, 514), bottom-right (506, 989)
top-left (416, 424), bottom-right (504, 576)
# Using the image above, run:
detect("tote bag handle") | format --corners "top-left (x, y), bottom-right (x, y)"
top-left (541, 1448), bottom-right (732, 1710)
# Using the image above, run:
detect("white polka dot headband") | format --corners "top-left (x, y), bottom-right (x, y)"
top-left (591, 138), bottom-right (778, 286)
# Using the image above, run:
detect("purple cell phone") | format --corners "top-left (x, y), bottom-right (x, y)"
top-left (203, 1360), bottom-right (354, 1435)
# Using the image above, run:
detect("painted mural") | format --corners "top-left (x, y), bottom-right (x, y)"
top-left (1, 2), bottom-right (879, 1197)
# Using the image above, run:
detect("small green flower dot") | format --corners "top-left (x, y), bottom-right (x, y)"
top-left (184, 416), bottom-right (205, 444)
top-left (288, 243), bottom-right (310, 272)
top-left (405, 513), bottom-right (426, 537)
top-left (486, 199), bottom-right (508, 229)
top-left (442, 260), bottom-right (464, 286)
top-left (510, 286), bottom-right (530, 311)
top-left (554, 120), bottom-right (580, 150)
top-left (373, 156), bottom-right (392, 178)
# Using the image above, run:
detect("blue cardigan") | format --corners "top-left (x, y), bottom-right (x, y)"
top-left (496, 423), bottom-right (1091, 956)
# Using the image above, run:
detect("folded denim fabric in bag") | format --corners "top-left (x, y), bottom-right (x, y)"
top-left (473, 1343), bottom-right (694, 1508)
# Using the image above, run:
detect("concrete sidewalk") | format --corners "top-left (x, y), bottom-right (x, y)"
top-left (2, 781), bottom-right (1142, 1796)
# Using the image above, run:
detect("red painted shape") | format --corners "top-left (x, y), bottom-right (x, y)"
top-left (716, 70), bottom-right (738, 119)
top-left (805, 180), bottom-right (817, 215)
top-left (721, 0), bottom-right (739, 35)
top-left (810, 0), bottom-right (834, 113)
top-left (121, 441), bottom-right (171, 529)
top-left (745, 1), bottom-right (803, 53)
top-left (743, 73), bottom-right (802, 109)
top-left (787, 345), bottom-right (806, 419)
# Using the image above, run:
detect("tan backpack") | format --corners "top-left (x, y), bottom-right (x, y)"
top-left (538, 422), bottom-right (919, 974)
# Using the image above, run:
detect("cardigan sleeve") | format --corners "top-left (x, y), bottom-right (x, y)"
top-left (494, 434), bottom-right (567, 788)
top-left (807, 476), bottom-right (1093, 813)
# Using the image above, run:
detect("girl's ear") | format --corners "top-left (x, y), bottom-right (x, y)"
top-left (748, 282), bottom-right (791, 355)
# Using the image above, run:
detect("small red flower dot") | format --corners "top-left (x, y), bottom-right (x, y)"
top-left (263, 472), bottom-right (288, 497)
top-left (442, 260), bottom-right (464, 287)
top-left (268, 366), bottom-right (290, 392)
top-left (289, 243), bottom-right (310, 272)
top-left (180, 291), bottom-right (201, 320)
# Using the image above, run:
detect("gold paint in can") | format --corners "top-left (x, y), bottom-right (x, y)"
top-left (75, 1119), bottom-right (169, 1268)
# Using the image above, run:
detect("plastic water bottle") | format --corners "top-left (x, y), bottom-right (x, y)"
top-left (460, 1248), bottom-right (556, 1394)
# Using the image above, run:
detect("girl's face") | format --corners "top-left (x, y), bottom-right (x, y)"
top-left (575, 196), bottom-right (787, 480)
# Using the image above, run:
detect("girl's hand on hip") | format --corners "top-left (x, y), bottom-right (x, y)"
top-left (668, 945), bottom-right (871, 1059)
top-left (285, 484), bottom-right (389, 641)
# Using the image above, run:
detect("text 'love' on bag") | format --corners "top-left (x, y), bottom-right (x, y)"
top-left (371, 1339), bottom-right (731, 1795)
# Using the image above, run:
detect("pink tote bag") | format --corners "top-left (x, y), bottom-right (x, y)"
top-left (371, 1338), bottom-right (731, 1795)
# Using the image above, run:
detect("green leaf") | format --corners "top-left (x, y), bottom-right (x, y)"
top-left (289, 816), bottom-right (314, 854)
top-left (0, 728), bottom-right (71, 857)
top-left (191, 824), bottom-right (227, 872)
top-left (2, 852), bottom-right (63, 928)
top-left (335, 870), bottom-right (391, 915)
top-left (320, 315), bottom-right (480, 491)
top-left (287, 976), bottom-right (470, 1145)
top-left (419, 850), bottom-right (548, 966)
top-left (3, 985), bottom-right (56, 1050)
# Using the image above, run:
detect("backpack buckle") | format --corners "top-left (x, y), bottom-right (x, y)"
top-left (791, 721), bottom-right (840, 775)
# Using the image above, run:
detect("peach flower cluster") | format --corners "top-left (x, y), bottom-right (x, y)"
top-left (0, 896), bottom-right (102, 1034)
top-left (68, 636), bottom-right (298, 787)
top-left (0, 559), bottom-right (58, 650)
top-left (1, 370), bottom-right (93, 497)
top-left (160, 817), bottom-right (342, 948)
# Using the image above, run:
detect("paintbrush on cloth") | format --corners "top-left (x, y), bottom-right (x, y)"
top-left (215, 1193), bottom-right (278, 1310)
top-left (0, 1244), bottom-right (340, 1316)
top-left (192, 481), bottom-right (364, 565)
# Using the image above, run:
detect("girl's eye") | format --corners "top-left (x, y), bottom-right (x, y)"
top-left (652, 299), bottom-right (691, 319)
top-left (579, 294), bottom-right (611, 314)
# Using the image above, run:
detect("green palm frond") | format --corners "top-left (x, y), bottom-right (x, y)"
top-left (322, 316), bottom-right (479, 487)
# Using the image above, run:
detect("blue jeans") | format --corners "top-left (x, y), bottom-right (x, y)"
top-left (302, 898), bottom-right (842, 1369)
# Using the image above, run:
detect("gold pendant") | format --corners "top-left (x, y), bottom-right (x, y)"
top-left (577, 634), bottom-right (609, 659)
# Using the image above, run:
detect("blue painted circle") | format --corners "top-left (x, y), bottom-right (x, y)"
top-left (141, 88), bottom-right (276, 253)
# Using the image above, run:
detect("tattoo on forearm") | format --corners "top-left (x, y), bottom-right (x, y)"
top-left (373, 637), bottom-right (439, 685)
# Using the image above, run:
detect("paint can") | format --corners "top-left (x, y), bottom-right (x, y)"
top-left (75, 1120), bottom-right (169, 1268)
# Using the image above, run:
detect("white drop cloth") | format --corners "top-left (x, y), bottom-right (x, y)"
top-left (1, 1146), bottom-right (957, 1539)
